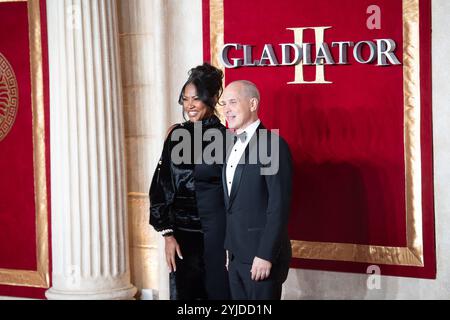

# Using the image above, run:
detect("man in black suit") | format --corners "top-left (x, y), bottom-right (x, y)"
top-left (220, 80), bottom-right (293, 300)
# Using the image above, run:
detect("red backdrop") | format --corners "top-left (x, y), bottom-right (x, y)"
top-left (203, 0), bottom-right (435, 278)
top-left (0, 0), bottom-right (51, 298)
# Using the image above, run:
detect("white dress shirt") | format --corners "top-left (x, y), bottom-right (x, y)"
top-left (226, 119), bottom-right (261, 196)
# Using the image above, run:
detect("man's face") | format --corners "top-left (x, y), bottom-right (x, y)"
top-left (220, 83), bottom-right (255, 131)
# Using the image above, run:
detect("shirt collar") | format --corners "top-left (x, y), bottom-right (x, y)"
top-left (237, 119), bottom-right (260, 141)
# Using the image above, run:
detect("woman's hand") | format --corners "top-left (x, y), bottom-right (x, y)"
top-left (164, 235), bottom-right (183, 272)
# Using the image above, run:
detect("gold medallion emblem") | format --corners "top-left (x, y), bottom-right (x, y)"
top-left (0, 52), bottom-right (19, 142)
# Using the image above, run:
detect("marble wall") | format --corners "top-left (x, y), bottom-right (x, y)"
top-left (118, 0), bottom-right (203, 299)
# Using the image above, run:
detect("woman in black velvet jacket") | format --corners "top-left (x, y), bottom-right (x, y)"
top-left (149, 63), bottom-right (230, 300)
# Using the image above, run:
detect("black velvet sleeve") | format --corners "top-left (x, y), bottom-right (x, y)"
top-left (149, 131), bottom-right (176, 232)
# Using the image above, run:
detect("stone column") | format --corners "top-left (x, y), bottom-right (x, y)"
top-left (45, 0), bottom-right (136, 300)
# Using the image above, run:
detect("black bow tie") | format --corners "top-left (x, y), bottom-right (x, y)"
top-left (234, 132), bottom-right (247, 144)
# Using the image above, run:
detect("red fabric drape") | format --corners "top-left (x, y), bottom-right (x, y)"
top-left (203, 0), bottom-right (435, 278)
top-left (0, 0), bottom-right (51, 298)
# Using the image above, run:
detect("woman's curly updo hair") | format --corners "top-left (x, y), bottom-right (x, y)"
top-left (178, 63), bottom-right (224, 117)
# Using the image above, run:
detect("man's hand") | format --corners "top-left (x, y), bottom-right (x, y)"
top-left (164, 235), bottom-right (183, 272)
top-left (251, 257), bottom-right (272, 281)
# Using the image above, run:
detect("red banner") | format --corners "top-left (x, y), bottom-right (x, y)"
top-left (0, 0), bottom-right (50, 298)
top-left (203, 0), bottom-right (435, 278)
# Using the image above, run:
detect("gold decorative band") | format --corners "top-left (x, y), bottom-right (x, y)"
top-left (209, 0), bottom-right (424, 266)
top-left (210, 0), bottom-right (224, 72)
top-left (0, 0), bottom-right (49, 288)
top-left (291, 241), bottom-right (422, 266)
top-left (210, 0), bottom-right (226, 123)
top-left (402, 0), bottom-right (423, 262)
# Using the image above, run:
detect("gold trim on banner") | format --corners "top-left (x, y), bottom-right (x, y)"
top-left (0, 0), bottom-right (50, 288)
top-left (209, 0), bottom-right (424, 266)
top-left (291, 241), bottom-right (422, 266)
top-left (210, 0), bottom-right (224, 73)
top-left (210, 0), bottom-right (225, 123)
top-left (402, 0), bottom-right (423, 264)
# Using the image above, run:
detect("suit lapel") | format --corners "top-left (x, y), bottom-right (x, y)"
top-left (222, 131), bottom-right (235, 208)
top-left (228, 160), bottom-right (245, 206)
top-left (222, 159), bottom-right (230, 209)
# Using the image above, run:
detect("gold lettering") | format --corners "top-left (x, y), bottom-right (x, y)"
top-left (287, 27), bottom-right (333, 85)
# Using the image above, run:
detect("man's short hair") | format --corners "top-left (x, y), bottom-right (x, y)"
top-left (235, 80), bottom-right (260, 102)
